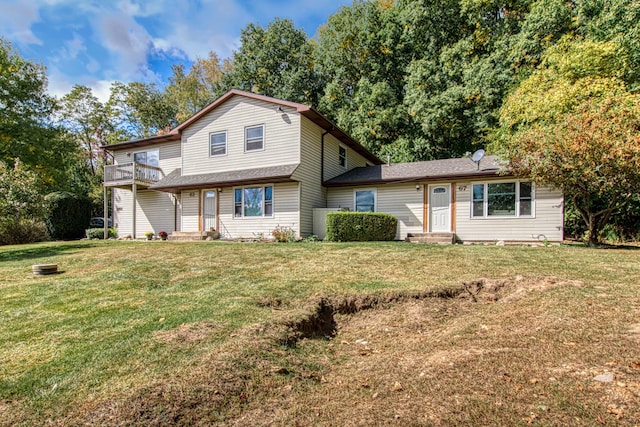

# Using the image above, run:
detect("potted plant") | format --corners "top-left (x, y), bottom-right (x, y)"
top-left (158, 231), bottom-right (168, 241)
top-left (145, 231), bottom-right (154, 240)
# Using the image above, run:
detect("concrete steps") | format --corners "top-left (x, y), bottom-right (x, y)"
top-left (167, 231), bottom-right (219, 241)
top-left (405, 232), bottom-right (455, 244)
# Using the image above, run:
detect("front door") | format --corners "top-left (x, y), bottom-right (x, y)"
top-left (429, 184), bottom-right (450, 232)
top-left (202, 190), bottom-right (217, 231)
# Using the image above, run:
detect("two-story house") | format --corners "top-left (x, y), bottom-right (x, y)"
top-left (102, 90), bottom-right (564, 243)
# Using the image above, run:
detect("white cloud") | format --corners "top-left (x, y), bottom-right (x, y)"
top-left (63, 33), bottom-right (85, 59)
top-left (0, 0), bottom-right (42, 45)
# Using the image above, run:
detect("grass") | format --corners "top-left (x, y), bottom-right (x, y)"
top-left (0, 240), bottom-right (639, 425)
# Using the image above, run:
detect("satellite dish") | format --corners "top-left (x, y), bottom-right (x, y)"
top-left (471, 149), bottom-right (485, 163)
top-left (471, 149), bottom-right (485, 170)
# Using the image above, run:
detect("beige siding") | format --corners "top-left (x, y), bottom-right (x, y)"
top-left (377, 185), bottom-right (424, 239)
top-left (291, 117), bottom-right (324, 236)
top-left (110, 140), bottom-right (181, 238)
top-left (180, 190), bottom-right (201, 232)
top-left (112, 188), bottom-right (176, 238)
top-left (181, 97), bottom-right (300, 176)
top-left (455, 181), bottom-right (564, 242)
top-left (323, 134), bottom-right (369, 181)
top-left (217, 182), bottom-right (300, 239)
top-left (326, 185), bottom-right (423, 239)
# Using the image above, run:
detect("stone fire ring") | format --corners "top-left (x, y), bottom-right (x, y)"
top-left (32, 264), bottom-right (59, 275)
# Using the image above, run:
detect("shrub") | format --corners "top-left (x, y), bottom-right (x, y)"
top-left (0, 218), bottom-right (49, 246)
top-left (325, 212), bottom-right (398, 242)
top-left (45, 191), bottom-right (92, 240)
top-left (271, 225), bottom-right (297, 242)
top-left (86, 228), bottom-right (117, 239)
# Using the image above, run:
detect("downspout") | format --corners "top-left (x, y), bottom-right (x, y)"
top-left (321, 128), bottom-right (333, 207)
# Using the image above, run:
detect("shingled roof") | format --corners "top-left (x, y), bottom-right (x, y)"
top-left (324, 155), bottom-right (504, 187)
top-left (149, 164), bottom-right (299, 193)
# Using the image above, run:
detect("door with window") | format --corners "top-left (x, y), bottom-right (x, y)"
top-left (429, 185), bottom-right (450, 232)
top-left (202, 190), bottom-right (217, 231)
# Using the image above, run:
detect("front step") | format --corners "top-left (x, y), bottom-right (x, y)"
top-left (167, 231), bottom-right (220, 241)
top-left (405, 232), bottom-right (455, 244)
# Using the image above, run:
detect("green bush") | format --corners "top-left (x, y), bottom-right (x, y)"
top-left (0, 218), bottom-right (49, 246)
top-left (45, 192), bottom-right (92, 240)
top-left (325, 212), bottom-right (398, 242)
top-left (86, 228), bottom-right (118, 239)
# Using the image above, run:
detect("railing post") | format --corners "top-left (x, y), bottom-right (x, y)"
top-left (103, 186), bottom-right (108, 239)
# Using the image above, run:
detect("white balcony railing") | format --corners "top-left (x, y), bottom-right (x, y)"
top-left (104, 162), bottom-right (161, 186)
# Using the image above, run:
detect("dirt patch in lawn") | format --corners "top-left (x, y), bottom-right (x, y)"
top-left (54, 275), bottom-right (640, 426)
top-left (152, 321), bottom-right (220, 345)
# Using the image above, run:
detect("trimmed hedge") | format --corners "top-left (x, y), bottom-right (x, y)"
top-left (325, 212), bottom-right (398, 242)
top-left (45, 192), bottom-right (92, 240)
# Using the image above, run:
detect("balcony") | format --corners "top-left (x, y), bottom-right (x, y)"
top-left (104, 162), bottom-right (162, 188)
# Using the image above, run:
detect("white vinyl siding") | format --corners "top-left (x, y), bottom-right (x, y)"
top-left (456, 181), bottom-right (563, 242)
top-left (327, 184), bottom-right (423, 240)
top-left (181, 97), bottom-right (299, 175)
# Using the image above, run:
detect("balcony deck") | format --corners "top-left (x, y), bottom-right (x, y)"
top-left (103, 162), bottom-right (162, 188)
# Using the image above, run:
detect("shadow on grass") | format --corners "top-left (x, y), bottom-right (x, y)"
top-left (0, 242), bottom-right (98, 262)
top-left (563, 241), bottom-right (640, 250)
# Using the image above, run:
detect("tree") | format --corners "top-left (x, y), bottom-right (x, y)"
top-left (106, 81), bottom-right (177, 142)
top-left (0, 38), bottom-right (75, 189)
top-left (493, 38), bottom-right (640, 245)
top-left (219, 18), bottom-right (319, 106)
top-left (165, 52), bottom-right (225, 122)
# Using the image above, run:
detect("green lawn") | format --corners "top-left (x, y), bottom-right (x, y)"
top-left (1, 241), bottom-right (639, 425)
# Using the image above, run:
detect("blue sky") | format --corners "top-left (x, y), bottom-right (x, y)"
top-left (1, 0), bottom-right (352, 101)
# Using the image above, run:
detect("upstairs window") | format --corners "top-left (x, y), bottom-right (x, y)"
top-left (339, 146), bottom-right (347, 168)
top-left (245, 125), bottom-right (264, 151)
top-left (234, 185), bottom-right (273, 218)
top-left (472, 181), bottom-right (534, 218)
top-left (210, 131), bottom-right (227, 156)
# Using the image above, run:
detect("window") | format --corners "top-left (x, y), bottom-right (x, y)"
top-left (355, 190), bottom-right (376, 212)
top-left (339, 146), bottom-right (347, 168)
top-left (471, 181), bottom-right (534, 218)
top-left (210, 131), bottom-right (227, 156)
top-left (245, 125), bottom-right (264, 151)
top-left (234, 185), bottom-right (273, 218)
top-left (133, 149), bottom-right (159, 181)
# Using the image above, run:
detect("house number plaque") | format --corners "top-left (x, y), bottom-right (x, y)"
top-left (457, 185), bottom-right (468, 192)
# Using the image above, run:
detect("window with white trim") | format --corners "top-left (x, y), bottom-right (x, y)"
top-left (234, 185), bottom-right (273, 218)
top-left (339, 145), bottom-right (347, 168)
top-left (472, 181), bottom-right (534, 218)
top-left (245, 124), bottom-right (264, 151)
top-left (354, 189), bottom-right (376, 212)
top-left (210, 131), bottom-right (227, 156)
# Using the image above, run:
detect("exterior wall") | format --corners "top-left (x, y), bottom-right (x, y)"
top-left (454, 180), bottom-right (564, 242)
top-left (326, 184), bottom-right (424, 240)
top-left (323, 133), bottom-right (370, 181)
top-left (180, 182), bottom-right (300, 239)
top-left (111, 140), bottom-right (181, 238)
top-left (181, 96), bottom-right (300, 176)
top-left (292, 117), bottom-right (324, 236)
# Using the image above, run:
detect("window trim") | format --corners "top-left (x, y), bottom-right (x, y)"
top-left (470, 180), bottom-right (535, 219)
top-left (353, 188), bottom-right (377, 212)
top-left (339, 145), bottom-right (347, 169)
top-left (209, 131), bottom-right (227, 157)
top-left (244, 124), bottom-right (265, 152)
top-left (233, 184), bottom-right (274, 219)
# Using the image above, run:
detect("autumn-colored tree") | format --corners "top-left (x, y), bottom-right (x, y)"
top-left (494, 38), bottom-right (640, 245)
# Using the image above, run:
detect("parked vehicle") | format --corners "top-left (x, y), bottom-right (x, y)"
top-left (89, 217), bottom-right (113, 228)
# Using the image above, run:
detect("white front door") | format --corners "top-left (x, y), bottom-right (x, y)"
top-left (202, 190), bottom-right (217, 231)
top-left (429, 185), bottom-right (450, 232)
